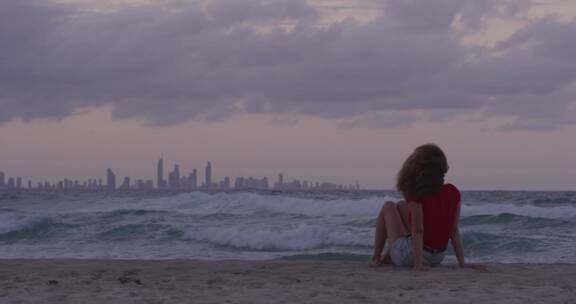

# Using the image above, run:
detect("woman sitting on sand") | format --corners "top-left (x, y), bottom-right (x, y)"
top-left (371, 144), bottom-right (482, 270)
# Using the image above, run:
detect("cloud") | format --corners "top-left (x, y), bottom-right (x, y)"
top-left (0, 0), bottom-right (575, 130)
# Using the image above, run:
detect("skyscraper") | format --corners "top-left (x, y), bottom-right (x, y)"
top-left (174, 164), bottom-right (180, 189)
top-left (157, 158), bottom-right (164, 189)
top-left (277, 173), bottom-right (284, 190)
top-left (189, 169), bottom-right (197, 190)
top-left (145, 180), bottom-right (154, 189)
top-left (120, 176), bottom-right (130, 190)
top-left (168, 164), bottom-right (180, 189)
top-left (180, 176), bottom-right (188, 190)
top-left (0, 171), bottom-right (5, 188)
top-left (107, 168), bottom-right (116, 191)
top-left (224, 176), bottom-right (231, 191)
top-left (205, 161), bottom-right (212, 189)
top-left (7, 178), bottom-right (15, 189)
top-left (235, 177), bottom-right (244, 189)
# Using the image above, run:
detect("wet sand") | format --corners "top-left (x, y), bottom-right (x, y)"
top-left (0, 260), bottom-right (575, 303)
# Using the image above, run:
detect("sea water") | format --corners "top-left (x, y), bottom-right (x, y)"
top-left (0, 190), bottom-right (574, 263)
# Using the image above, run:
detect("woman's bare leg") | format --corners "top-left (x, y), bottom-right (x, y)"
top-left (396, 200), bottom-right (410, 232)
top-left (372, 201), bottom-right (410, 265)
top-left (371, 203), bottom-right (389, 265)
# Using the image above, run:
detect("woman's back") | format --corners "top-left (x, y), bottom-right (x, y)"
top-left (409, 183), bottom-right (460, 251)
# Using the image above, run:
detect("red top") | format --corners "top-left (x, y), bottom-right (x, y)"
top-left (408, 184), bottom-right (460, 251)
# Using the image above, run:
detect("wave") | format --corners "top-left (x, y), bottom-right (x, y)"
top-left (135, 192), bottom-right (576, 220)
top-left (97, 223), bottom-right (171, 241)
top-left (170, 192), bottom-right (389, 217)
top-left (98, 209), bottom-right (169, 220)
top-left (460, 203), bottom-right (576, 220)
top-left (0, 191), bottom-right (574, 262)
top-left (51, 192), bottom-right (392, 217)
top-left (459, 231), bottom-right (545, 258)
top-left (54, 191), bottom-right (576, 221)
top-left (1, 191), bottom-right (574, 246)
top-left (183, 224), bottom-right (373, 251)
top-left (0, 217), bottom-right (77, 244)
top-left (460, 213), bottom-right (574, 230)
top-left (9, 191), bottom-right (575, 220)
top-left (0, 213), bottom-right (35, 234)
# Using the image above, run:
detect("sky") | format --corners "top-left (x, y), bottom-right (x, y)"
top-left (0, 0), bottom-right (575, 191)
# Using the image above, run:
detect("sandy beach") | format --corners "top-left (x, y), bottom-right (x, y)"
top-left (0, 260), bottom-right (574, 304)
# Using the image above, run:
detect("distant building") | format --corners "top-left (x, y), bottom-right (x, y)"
top-left (180, 176), bottom-right (187, 189)
top-left (120, 176), bottom-right (130, 190)
top-left (157, 158), bottom-right (165, 189)
top-left (189, 169), bottom-right (197, 190)
top-left (168, 164), bottom-right (180, 189)
top-left (174, 165), bottom-right (180, 188)
top-left (0, 171), bottom-right (5, 188)
top-left (234, 177), bottom-right (244, 189)
top-left (277, 173), bottom-right (284, 190)
top-left (106, 168), bottom-right (116, 191)
top-left (205, 161), bottom-right (212, 190)
top-left (7, 177), bottom-right (15, 189)
top-left (223, 176), bottom-right (231, 191)
top-left (145, 180), bottom-right (154, 189)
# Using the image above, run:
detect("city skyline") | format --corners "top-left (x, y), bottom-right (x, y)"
top-left (0, 158), bottom-right (361, 192)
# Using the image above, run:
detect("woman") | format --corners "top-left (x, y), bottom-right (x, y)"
top-left (371, 144), bottom-right (483, 270)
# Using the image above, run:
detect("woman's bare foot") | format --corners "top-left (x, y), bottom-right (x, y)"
top-left (370, 253), bottom-right (392, 267)
top-left (369, 255), bottom-right (382, 267)
top-left (381, 253), bottom-right (392, 264)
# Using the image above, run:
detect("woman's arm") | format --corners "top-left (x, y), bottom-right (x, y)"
top-left (408, 202), bottom-right (426, 270)
top-left (451, 225), bottom-right (466, 266)
top-left (450, 202), bottom-right (485, 270)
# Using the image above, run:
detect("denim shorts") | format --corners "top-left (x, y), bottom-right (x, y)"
top-left (389, 236), bottom-right (445, 267)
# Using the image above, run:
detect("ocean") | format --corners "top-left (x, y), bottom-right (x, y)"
top-left (0, 190), bottom-right (574, 263)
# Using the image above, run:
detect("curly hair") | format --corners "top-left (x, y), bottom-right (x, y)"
top-left (396, 144), bottom-right (449, 199)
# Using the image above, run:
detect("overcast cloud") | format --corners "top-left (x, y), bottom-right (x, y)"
top-left (0, 0), bottom-right (575, 129)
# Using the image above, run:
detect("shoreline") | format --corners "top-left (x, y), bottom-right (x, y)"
top-left (1, 260), bottom-right (575, 303)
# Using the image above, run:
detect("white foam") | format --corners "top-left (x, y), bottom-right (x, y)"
top-left (37, 191), bottom-right (576, 221)
top-left (461, 203), bottom-right (576, 219)
top-left (0, 191), bottom-right (574, 262)
top-left (158, 192), bottom-right (391, 217)
top-left (185, 224), bottom-right (373, 251)
top-left (0, 214), bottom-right (35, 234)
top-left (137, 192), bottom-right (576, 220)
top-left (58, 191), bottom-right (394, 218)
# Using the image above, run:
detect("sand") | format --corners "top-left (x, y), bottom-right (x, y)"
top-left (0, 260), bottom-right (575, 304)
